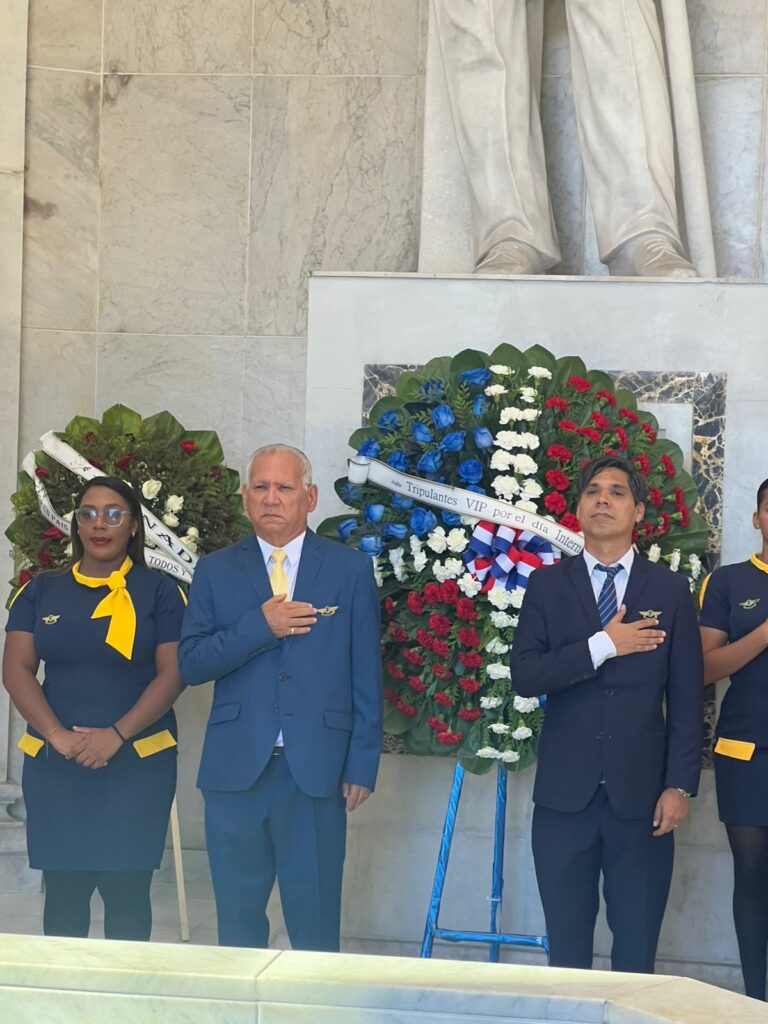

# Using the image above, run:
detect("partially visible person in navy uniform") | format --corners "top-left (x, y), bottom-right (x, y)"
top-left (178, 444), bottom-right (382, 951)
top-left (511, 455), bottom-right (703, 973)
top-left (3, 477), bottom-right (185, 940)
top-left (700, 477), bottom-right (768, 1001)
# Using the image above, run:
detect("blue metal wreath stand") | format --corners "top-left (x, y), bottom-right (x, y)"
top-left (420, 761), bottom-right (550, 962)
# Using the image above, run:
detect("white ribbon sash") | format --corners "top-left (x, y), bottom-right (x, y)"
top-left (348, 456), bottom-right (584, 556)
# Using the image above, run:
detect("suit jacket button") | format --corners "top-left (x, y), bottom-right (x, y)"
top-left (605, 688), bottom-right (614, 696)
top-left (278, 672), bottom-right (287, 681)
top-left (272, 703), bottom-right (279, 712)
top-left (596, 731), bottom-right (604, 740)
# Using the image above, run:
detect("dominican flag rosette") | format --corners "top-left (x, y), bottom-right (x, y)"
top-left (320, 345), bottom-right (709, 773)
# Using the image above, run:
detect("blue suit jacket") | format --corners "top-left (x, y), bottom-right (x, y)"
top-left (510, 553), bottom-right (703, 819)
top-left (178, 530), bottom-right (383, 799)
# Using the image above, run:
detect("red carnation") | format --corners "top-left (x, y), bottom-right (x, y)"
top-left (432, 664), bottom-right (452, 680)
top-left (210, 466), bottom-right (222, 478)
top-left (402, 648), bottom-right (424, 666)
top-left (633, 454), bottom-right (650, 477)
top-left (656, 511), bottom-right (671, 535)
top-left (619, 408), bottom-right (639, 423)
top-left (19, 569), bottom-right (33, 586)
top-left (37, 551), bottom-right (53, 567)
top-left (577, 427), bottom-right (601, 443)
top-left (642, 522), bottom-right (654, 537)
top-left (647, 487), bottom-right (663, 508)
top-left (427, 716), bottom-right (449, 733)
top-left (416, 627), bottom-right (433, 649)
top-left (88, 458), bottom-right (103, 469)
top-left (179, 440), bottom-right (197, 453)
top-left (661, 454), bottom-right (676, 478)
top-left (35, 467), bottom-right (50, 479)
top-left (116, 453), bottom-right (135, 470)
top-left (459, 650), bottom-right (483, 669)
top-left (408, 676), bottom-right (428, 694)
top-left (432, 638), bottom-right (449, 659)
top-left (590, 412), bottom-right (610, 431)
top-left (439, 580), bottom-right (460, 604)
top-left (85, 431), bottom-right (96, 442)
top-left (558, 419), bottom-right (578, 432)
top-left (641, 422), bottom-right (657, 443)
top-left (567, 375), bottom-right (592, 393)
top-left (386, 661), bottom-right (406, 681)
top-left (614, 426), bottom-right (629, 452)
top-left (407, 591), bottom-right (425, 615)
top-left (545, 396), bottom-right (569, 412)
top-left (677, 505), bottom-right (690, 527)
top-left (547, 444), bottom-right (572, 463)
top-left (398, 702), bottom-right (417, 718)
top-left (545, 469), bottom-right (570, 491)
top-left (436, 731), bottom-right (464, 746)
top-left (674, 486), bottom-right (685, 509)
top-left (423, 583), bottom-right (442, 605)
top-left (544, 492), bottom-right (567, 516)
top-left (458, 626), bottom-right (480, 648)
top-left (428, 613), bottom-right (452, 637)
top-left (389, 626), bottom-right (409, 643)
top-left (458, 708), bottom-right (482, 721)
top-left (384, 596), bottom-right (395, 616)
top-left (43, 526), bottom-right (65, 541)
top-left (433, 690), bottom-right (454, 706)
top-left (559, 513), bottom-right (581, 532)
top-left (596, 389), bottom-right (617, 406)
top-left (459, 677), bottom-right (482, 693)
top-left (455, 598), bottom-right (478, 621)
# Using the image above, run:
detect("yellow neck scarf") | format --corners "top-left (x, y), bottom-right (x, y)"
top-left (72, 557), bottom-right (136, 660)
top-left (750, 553), bottom-right (768, 575)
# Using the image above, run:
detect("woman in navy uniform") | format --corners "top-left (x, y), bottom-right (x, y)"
top-left (3, 477), bottom-right (185, 940)
top-left (700, 477), bottom-right (768, 1000)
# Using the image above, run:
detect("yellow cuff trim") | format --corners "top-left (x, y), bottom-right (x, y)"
top-left (715, 737), bottom-right (755, 761)
top-left (133, 729), bottom-right (177, 759)
top-left (18, 733), bottom-right (44, 758)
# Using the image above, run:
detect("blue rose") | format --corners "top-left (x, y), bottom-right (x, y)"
top-left (384, 522), bottom-right (408, 540)
top-left (439, 430), bottom-right (466, 453)
top-left (357, 438), bottom-right (381, 458)
top-left (339, 482), bottom-right (363, 504)
top-left (391, 493), bottom-right (414, 510)
top-left (441, 510), bottom-right (462, 527)
top-left (473, 395), bottom-right (488, 417)
top-left (460, 368), bottom-right (492, 386)
top-left (431, 404), bottom-right (455, 430)
top-left (337, 518), bottom-right (358, 540)
top-left (417, 450), bottom-right (442, 475)
top-left (378, 410), bottom-right (399, 432)
top-left (458, 458), bottom-right (484, 484)
top-left (412, 422), bottom-right (433, 444)
top-left (364, 503), bottom-right (386, 523)
top-left (359, 534), bottom-right (383, 556)
top-left (410, 507), bottom-right (438, 536)
top-left (473, 427), bottom-right (494, 449)
top-left (421, 379), bottom-right (445, 399)
top-left (387, 450), bottom-right (409, 472)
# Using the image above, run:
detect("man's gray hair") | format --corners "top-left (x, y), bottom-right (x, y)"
top-left (244, 444), bottom-right (314, 487)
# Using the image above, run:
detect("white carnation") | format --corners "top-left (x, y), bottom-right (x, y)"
top-left (489, 364), bottom-right (512, 375)
top-left (500, 749), bottom-right (521, 763)
top-left (521, 478), bottom-right (543, 499)
top-left (432, 562), bottom-right (452, 582)
top-left (480, 696), bottom-right (503, 710)
top-left (165, 494), bottom-right (184, 514)
top-left (389, 546), bottom-right (405, 568)
top-left (485, 384), bottom-right (509, 396)
top-left (487, 663), bottom-right (512, 680)
top-left (511, 726), bottom-right (533, 740)
top-left (510, 454), bottom-right (538, 476)
top-left (142, 479), bottom-right (162, 500)
top-left (64, 542), bottom-right (73, 557)
top-left (413, 550), bottom-right (428, 572)
top-left (458, 573), bottom-right (483, 597)
top-left (490, 611), bottom-right (516, 629)
top-left (162, 513), bottom-right (179, 528)
top-left (427, 527), bottom-right (448, 554)
top-left (513, 695), bottom-right (540, 713)
top-left (528, 366), bottom-right (552, 380)
top-left (519, 386), bottom-right (537, 403)
top-left (476, 746), bottom-right (501, 759)
top-left (443, 557), bottom-right (464, 579)
top-left (394, 562), bottom-right (407, 582)
top-left (410, 535), bottom-right (423, 555)
top-left (182, 534), bottom-right (198, 553)
top-left (515, 500), bottom-right (538, 514)
top-left (490, 450), bottom-right (515, 471)
top-left (485, 638), bottom-right (510, 655)
top-left (63, 511), bottom-right (74, 522)
top-left (689, 553), bottom-right (702, 580)
top-left (446, 529), bottom-right (468, 553)
top-left (487, 586), bottom-right (515, 609)
top-left (490, 723), bottom-right (510, 734)
top-left (185, 526), bottom-right (200, 539)
top-left (372, 557), bottom-right (383, 587)
top-left (499, 407), bottom-right (527, 424)
top-left (647, 543), bottom-right (661, 563)
top-left (494, 431), bottom-right (517, 451)
top-left (508, 587), bottom-right (526, 609)
top-left (492, 475), bottom-right (520, 499)
top-left (669, 548), bottom-right (681, 572)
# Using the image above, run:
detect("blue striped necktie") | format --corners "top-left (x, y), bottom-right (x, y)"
top-left (596, 564), bottom-right (621, 627)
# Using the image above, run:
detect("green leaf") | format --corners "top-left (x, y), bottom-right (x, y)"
top-left (100, 404), bottom-right (143, 437)
top-left (459, 752), bottom-right (496, 775)
top-left (553, 355), bottom-right (588, 389)
top-left (184, 430), bottom-right (224, 464)
top-left (142, 410), bottom-right (185, 442)
top-left (522, 344), bottom-right (557, 373)
top-left (449, 349), bottom-right (490, 381)
top-left (384, 703), bottom-right (415, 736)
top-left (63, 415), bottom-right (104, 440)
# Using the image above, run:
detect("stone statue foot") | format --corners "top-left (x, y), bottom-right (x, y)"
top-left (607, 233), bottom-right (699, 279)
top-left (474, 240), bottom-right (551, 276)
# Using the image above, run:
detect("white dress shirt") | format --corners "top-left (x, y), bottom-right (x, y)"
top-left (584, 548), bottom-right (635, 670)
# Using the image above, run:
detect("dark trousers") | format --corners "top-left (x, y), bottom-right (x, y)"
top-left (204, 751), bottom-right (347, 951)
top-left (532, 784), bottom-right (674, 973)
top-left (43, 869), bottom-right (154, 941)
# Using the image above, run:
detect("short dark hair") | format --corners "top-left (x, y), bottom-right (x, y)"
top-left (576, 455), bottom-right (646, 505)
top-left (758, 478), bottom-right (768, 510)
top-left (70, 476), bottom-right (146, 566)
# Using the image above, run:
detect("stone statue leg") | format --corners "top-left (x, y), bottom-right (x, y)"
top-left (432, 0), bottom-right (561, 273)
top-left (565, 0), bottom-right (697, 278)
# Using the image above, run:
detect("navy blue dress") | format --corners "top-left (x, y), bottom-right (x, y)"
top-left (6, 566), bottom-right (184, 870)
top-left (700, 557), bottom-right (768, 825)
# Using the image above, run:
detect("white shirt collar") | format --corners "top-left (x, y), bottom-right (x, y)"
top-left (257, 531), bottom-right (306, 568)
top-left (583, 546), bottom-right (635, 577)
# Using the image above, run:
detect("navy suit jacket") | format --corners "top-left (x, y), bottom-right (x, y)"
top-left (178, 530), bottom-right (383, 799)
top-left (510, 553), bottom-right (703, 819)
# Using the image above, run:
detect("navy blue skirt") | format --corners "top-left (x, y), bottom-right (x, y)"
top-left (715, 747), bottom-right (768, 826)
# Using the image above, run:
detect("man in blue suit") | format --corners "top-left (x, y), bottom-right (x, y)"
top-left (511, 455), bottom-right (703, 973)
top-left (178, 444), bottom-right (382, 950)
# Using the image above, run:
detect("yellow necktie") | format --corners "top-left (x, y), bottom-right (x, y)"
top-left (72, 557), bottom-right (136, 660)
top-left (270, 549), bottom-right (289, 597)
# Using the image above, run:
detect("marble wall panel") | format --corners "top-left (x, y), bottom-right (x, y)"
top-left (542, 0), bottom-right (570, 78)
top-left (27, 0), bottom-right (102, 73)
top-left (687, 0), bottom-right (767, 75)
top-left (248, 76), bottom-right (419, 336)
top-left (22, 70), bottom-right (100, 332)
top-left (696, 77), bottom-right (763, 277)
top-left (104, 0), bottom-right (252, 74)
top-left (540, 76), bottom-right (584, 275)
top-left (242, 336), bottom-right (308, 458)
top-left (253, 0), bottom-right (421, 75)
top-left (99, 75), bottom-right (251, 335)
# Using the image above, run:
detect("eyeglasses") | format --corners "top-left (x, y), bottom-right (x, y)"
top-left (74, 507), bottom-right (131, 528)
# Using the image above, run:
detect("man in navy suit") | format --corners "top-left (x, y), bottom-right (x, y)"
top-left (178, 444), bottom-right (382, 950)
top-left (510, 455), bottom-right (703, 973)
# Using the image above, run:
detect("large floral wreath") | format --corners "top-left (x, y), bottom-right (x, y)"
top-left (6, 404), bottom-right (248, 595)
top-left (321, 344), bottom-right (709, 774)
